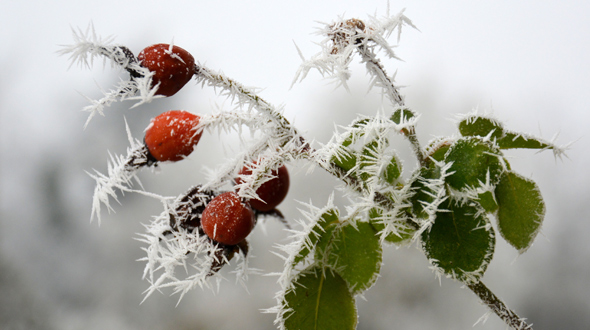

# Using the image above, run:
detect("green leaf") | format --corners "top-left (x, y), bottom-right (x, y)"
top-left (495, 171), bottom-right (545, 253)
top-left (283, 266), bottom-right (357, 330)
top-left (331, 147), bottom-right (358, 173)
top-left (359, 140), bottom-right (380, 181)
top-left (317, 222), bottom-right (382, 295)
top-left (477, 191), bottom-right (499, 213)
top-left (382, 153), bottom-right (402, 184)
top-left (390, 108), bottom-right (416, 124)
top-left (421, 200), bottom-right (495, 283)
top-left (368, 207), bottom-right (415, 244)
top-left (409, 165), bottom-right (443, 219)
top-left (497, 131), bottom-right (554, 150)
top-left (444, 137), bottom-right (505, 191)
top-left (458, 115), bottom-right (504, 140)
top-left (293, 209), bottom-right (340, 266)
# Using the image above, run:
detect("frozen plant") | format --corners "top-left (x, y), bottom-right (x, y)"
top-left (61, 6), bottom-right (568, 330)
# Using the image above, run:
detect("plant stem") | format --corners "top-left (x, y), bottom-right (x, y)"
top-left (356, 45), bottom-right (427, 166)
top-left (467, 281), bottom-right (533, 330)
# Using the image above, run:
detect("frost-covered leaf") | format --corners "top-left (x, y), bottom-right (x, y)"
top-left (498, 131), bottom-right (553, 150)
top-left (382, 153), bottom-right (402, 184)
top-left (495, 171), bottom-right (545, 253)
top-left (315, 221), bottom-right (382, 295)
top-left (458, 115), bottom-right (504, 140)
top-left (476, 191), bottom-right (499, 213)
top-left (409, 164), bottom-right (447, 220)
top-left (359, 139), bottom-right (387, 181)
top-left (292, 208), bottom-right (340, 266)
top-left (283, 266), bottom-right (357, 330)
top-left (368, 207), bottom-right (414, 244)
top-left (444, 137), bottom-right (505, 191)
top-left (331, 146), bottom-right (358, 173)
top-left (389, 107), bottom-right (415, 125)
top-left (425, 137), bottom-right (453, 163)
top-left (421, 200), bottom-right (495, 283)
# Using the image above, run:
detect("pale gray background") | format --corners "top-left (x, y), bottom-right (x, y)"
top-left (1, 0), bottom-right (589, 329)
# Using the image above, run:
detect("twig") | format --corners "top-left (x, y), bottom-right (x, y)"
top-left (467, 281), bottom-right (533, 330)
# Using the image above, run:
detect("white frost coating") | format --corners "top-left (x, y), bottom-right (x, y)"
top-left (292, 9), bottom-right (416, 106)
top-left (88, 120), bottom-right (146, 225)
top-left (136, 193), bottom-right (256, 304)
top-left (59, 24), bottom-right (163, 128)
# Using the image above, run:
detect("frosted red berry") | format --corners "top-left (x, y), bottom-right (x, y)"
top-left (201, 192), bottom-right (255, 245)
top-left (144, 110), bottom-right (202, 162)
top-left (137, 43), bottom-right (195, 97)
top-left (235, 164), bottom-right (290, 212)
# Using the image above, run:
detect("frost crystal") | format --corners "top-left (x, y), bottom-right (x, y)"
top-left (88, 120), bottom-right (150, 225)
top-left (59, 24), bottom-right (162, 127)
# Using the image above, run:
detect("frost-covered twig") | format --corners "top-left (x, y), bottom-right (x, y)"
top-left (467, 281), bottom-right (533, 330)
top-left (59, 24), bottom-right (160, 127)
top-left (87, 120), bottom-right (152, 225)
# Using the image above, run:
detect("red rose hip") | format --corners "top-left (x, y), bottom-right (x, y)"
top-left (201, 192), bottom-right (255, 245)
top-left (137, 43), bottom-right (195, 96)
top-left (144, 110), bottom-right (202, 162)
top-left (235, 163), bottom-right (289, 212)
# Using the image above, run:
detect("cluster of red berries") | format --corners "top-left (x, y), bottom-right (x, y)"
top-left (134, 44), bottom-right (290, 258)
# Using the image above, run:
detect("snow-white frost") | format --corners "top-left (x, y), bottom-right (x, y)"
top-left (88, 120), bottom-right (147, 225)
top-left (292, 8), bottom-right (416, 106)
top-left (59, 24), bottom-right (162, 128)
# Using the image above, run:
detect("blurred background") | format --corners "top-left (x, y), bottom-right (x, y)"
top-left (1, 0), bottom-right (589, 329)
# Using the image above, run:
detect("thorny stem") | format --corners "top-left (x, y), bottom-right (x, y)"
top-left (194, 64), bottom-right (298, 144)
top-left (357, 44), bottom-right (404, 106)
top-left (356, 44), bottom-right (426, 166)
top-left (467, 281), bottom-right (533, 330)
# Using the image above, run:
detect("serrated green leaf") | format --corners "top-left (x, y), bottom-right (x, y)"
top-left (293, 209), bottom-right (340, 266)
top-left (445, 137), bottom-right (505, 191)
top-left (283, 266), bottom-right (357, 330)
top-left (317, 222), bottom-right (382, 295)
top-left (458, 116), bottom-right (504, 140)
top-left (421, 200), bottom-right (495, 283)
top-left (368, 207), bottom-right (415, 244)
top-left (497, 131), bottom-right (554, 150)
top-left (495, 171), bottom-right (545, 253)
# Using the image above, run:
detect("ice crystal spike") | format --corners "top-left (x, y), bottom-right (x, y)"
top-left (88, 121), bottom-right (149, 225)
top-left (292, 9), bottom-right (416, 106)
top-left (60, 25), bottom-right (161, 127)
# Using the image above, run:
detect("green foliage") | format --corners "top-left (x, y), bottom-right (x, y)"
top-left (316, 221), bottom-right (382, 294)
top-left (390, 108), bottom-right (416, 125)
top-left (444, 137), bottom-right (505, 191)
top-left (497, 131), bottom-right (554, 150)
top-left (477, 191), bottom-right (499, 213)
top-left (382, 154), bottom-right (402, 184)
top-left (293, 208), bottom-right (340, 266)
top-left (458, 115), bottom-right (504, 140)
top-left (421, 200), bottom-right (495, 283)
top-left (284, 266), bottom-right (357, 330)
top-left (331, 135), bottom-right (358, 173)
top-left (408, 164), bottom-right (443, 219)
top-left (368, 207), bottom-right (415, 244)
top-left (495, 171), bottom-right (545, 253)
